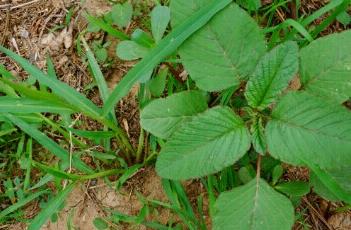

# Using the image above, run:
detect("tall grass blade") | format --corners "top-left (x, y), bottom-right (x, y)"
top-left (102, 0), bottom-right (232, 116)
top-left (0, 97), bottom-right (75, 114)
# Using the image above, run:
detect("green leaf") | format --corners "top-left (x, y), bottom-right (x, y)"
top-left (156, 106), bottom-right (251, 180)
top-left (0, 97), bottom-right (74, 114)
top-left (131, 29), bottom-right (154, 48)
top-left (102, 0), bottom-right (234, 116)
top-left (93, 218), bottom-right (109, 230)
top-left (111, 2), bottom-right (133, 28)
top-left (0, 190), bottom-right (48, 219)
top-left (275, 181), bottom-right (310, 197)
top-left (0, 46), bottom-right (102, 120)
top-left (213, 178), bottom-right (294, 230)
top-left (151, 5), bottom-right (170, 43)
top-left (237, 0), bottom-right (261, 11)
top-left (116, 41), bottom-right (150, 61)
top-left (337, 11), bottom-right (351, 26)
top-left (272, 164), bottom-right (284, 185)
top-left (310, 166), bottom-right (351, 202)
top-left (140, 91), bottom-right (208, 139)
top-left (245, 41), bottom-right (299, 109)
top-left (250, 117), bottom-right (266, 155)
top-left (85, 14), bottom-right (129, 40)
top-left (146, 67), bottom-right (167, 97)
top-left (300, 30), bottom-right (351, 104)
top-left (5, 114), bottom-right (93, 174)
top-left (266, 92), bottom-right (351, 169)
top-left (28, 183), bottom-right (75, 230)
top-left (171, 2), bottom-right (265, 91)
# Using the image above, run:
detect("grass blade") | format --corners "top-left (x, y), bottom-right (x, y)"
top-left (81, 38), bottom-right (118, 125)
top-left (0, 46), bottom-right (102, 119)
top-left (81, 38), bottom-right (110, 102)
top-left (5, 114), bottom-right (93, 174)
top-left (28, 183), bottom-right (76, 230)
top-left (0, 97), bottom-right (75, 114)
top-left (0, 190), bottom-right (48, 219)
top-left (102, 0), bottom-right (232, 116)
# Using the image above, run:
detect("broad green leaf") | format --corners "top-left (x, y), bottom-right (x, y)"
top-left (213, 178), bottom-right (294, 230)
top-left (0, 97), bottom-right (74, 114)
top-left (266, 92), bottom-right (351, 169)
top-left (250, 117), bottom-right (266, 155)
top-left (245, 41), bottom-right (299, 109)
top-left (0, 46), bottom-right (102, 120)
top-left (5, 114), bottom-right (93, 174)
top-left (151, 5), bottom-right (170, 43)
top-left (275, 181), bottom-right (310, 197)
top-left (140, 91), bottom-right (208, 139)
top-left (300, 30), bottom-right (351, 104)
top-left (28, 183), bottom-right (75, 230)
top-left (116, 41), bottom-right (150, 61)
top-left (102, 0), bottom-right (234, 116)
top-left (111, 2), bottom-right (133, 28)
top-left (156, 106), bottom-right (251, 180)
top-left (171, 1), bottom-right (265, 91)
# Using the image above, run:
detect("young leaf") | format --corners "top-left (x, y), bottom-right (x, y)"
top-left (250, 117), bottom-right (266, 155)
top-left (140, 91), bottom-right (208, 139)
top-left (116, 41), bottom-right (150, 61)
top-left (102, 0), bottom-right (233, 116)
top-left (28, 183), bottom-right (75, 230)
top-left (266, 92), bottom-right (351, 169)
top-left (213, 178), bottom-right (294, 230)
top-left (111, 2), bottom-right (133, 28)
top-left (151, 5), bottom-right (171, 43)
top-left (156, 106), bottom-right (251, 180)
top-left (275, 181), bottom-right (310, 197)
top-left (171, 2), bottom-right (266, 91)
top-left (300, 30), bottom-right (351, 104)
top-left (245, 41), bottom-right (299, 109)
